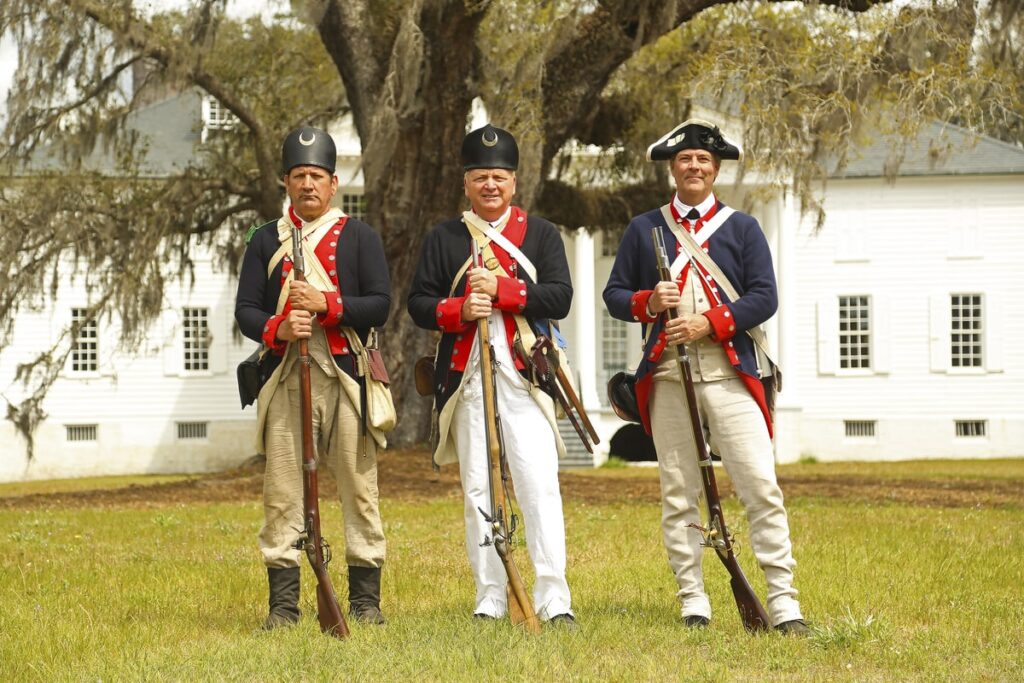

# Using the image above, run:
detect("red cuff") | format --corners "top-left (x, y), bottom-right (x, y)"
top-left (631, 290), bottom-right (659, 323)
top-left (436, 296), bottom-right (470, 333)
top-left (262, 314), bottom-right (287, 353)
top-left (493, 277), bottom-right (528, 314)
top-left (704, 304), bottom-right (738, 341)
top-left (316, 291), bottom-right (345, 328)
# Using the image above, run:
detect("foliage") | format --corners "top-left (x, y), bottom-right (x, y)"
top-left (552, 0), bottom-right (1024, 226)
top-left (1, 460), bottom-right (1023, 680)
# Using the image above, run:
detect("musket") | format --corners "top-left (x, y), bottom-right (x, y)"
top-left (519, 336), bottom-right (599, 453)
top-left (650, 226), bottom-right (771, 632)
top-left (472, 239), bottom-right (542, 634)
top-left (291, 224), bottom-right (350, 640)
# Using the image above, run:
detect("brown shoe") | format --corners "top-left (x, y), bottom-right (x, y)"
top-left (774, 619), bottom-right (810, 636)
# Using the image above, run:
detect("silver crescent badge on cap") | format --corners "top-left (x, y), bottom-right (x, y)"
top-left (299, 131), bottom-right (315, 146)
top-left (482, 130), bottom-right (498, 147)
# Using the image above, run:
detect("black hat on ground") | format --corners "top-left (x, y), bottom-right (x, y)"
top-left (461, 124), bottom-right (518, 171)
top-left (282, 126), bottom-right (336, 174)
top-left (646, 118), bottom-right (742, 162)
top-left (607, 372), bottom-right (642, 424)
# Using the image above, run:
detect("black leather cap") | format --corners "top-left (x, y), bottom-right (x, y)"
top-left (647, 119), bottom-right (741, 162)
top-left (282, 126), bottom-right (336, 174)
top-left (461, 124), bottom-right (518, 171)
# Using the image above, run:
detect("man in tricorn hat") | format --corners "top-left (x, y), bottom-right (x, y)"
top-left (603, 119), bottom-right (808, 635)
top-left (235, 126), bottom-right (391, 628)
top-left (407, 124), bottom-right (577, 628)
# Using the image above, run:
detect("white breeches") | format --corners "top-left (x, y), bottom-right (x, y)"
top-left (650, 376), bottom-right (801, 626)
top-left (452, 367), bottom-right (573, 620)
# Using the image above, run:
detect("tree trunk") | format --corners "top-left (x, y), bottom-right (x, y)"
top-left (317, 1), bottom-right (487, 445)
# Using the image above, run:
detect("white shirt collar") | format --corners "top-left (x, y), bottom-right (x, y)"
top-left (672, 192), bottom-right (717, 221)
top-left (482, 206), bottom-right (512, 229)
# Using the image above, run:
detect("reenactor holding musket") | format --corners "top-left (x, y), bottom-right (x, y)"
top-left (407, 124), bottom-right (578, 629)
top-left (235, 126), bottom-right (391, 631)
top-left (603, 119), bottom-right (809, 635)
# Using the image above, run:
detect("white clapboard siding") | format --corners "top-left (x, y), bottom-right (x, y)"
top-left (790, 175), bottom-right (1024, 461)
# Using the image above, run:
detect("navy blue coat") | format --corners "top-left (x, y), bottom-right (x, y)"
top-left (407, 212), bottom-right (572, 411)
top-left (235, 217), bottom-right (391, 380)
top-left (603, 201), bottom-right (777, 432)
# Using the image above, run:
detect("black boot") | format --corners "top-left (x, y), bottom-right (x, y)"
top-left (262, 566), bottom-right (301, 630)
top-left (348, 565), bottom-right (385, 624)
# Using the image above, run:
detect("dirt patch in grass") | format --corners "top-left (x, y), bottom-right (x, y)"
top-left (0, 447), bottom-right (1020, 510)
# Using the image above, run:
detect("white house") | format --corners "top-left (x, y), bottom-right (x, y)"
top-left (2, 97), bottom-right (1022, 482)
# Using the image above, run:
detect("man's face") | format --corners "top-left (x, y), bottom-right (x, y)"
top-left (464, 168), bottom-right (516, 221)
top-left (284, 165), bottom-right (338, 222)
top-left (669, 149), bottom-right (720, 205)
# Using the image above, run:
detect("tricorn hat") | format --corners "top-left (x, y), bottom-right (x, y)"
top-left (646, 119), bottom-right (742, 162)
top-left (461, 124), bottom-right (518, 171)
top-left (282, 126), bottom-right (336, 174)
top-left (607, 372), bottom-right (642, 424)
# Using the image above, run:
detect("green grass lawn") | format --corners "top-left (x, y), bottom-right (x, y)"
top-left (1, 458), bottom-right (1021, 681)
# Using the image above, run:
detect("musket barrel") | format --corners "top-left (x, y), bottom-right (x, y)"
top-left (292, 223), bottom-right (349, 639)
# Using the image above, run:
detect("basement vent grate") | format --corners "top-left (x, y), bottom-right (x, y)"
top-left (177, 422), bottom-right (209, 440)
top-left (844, 420), bottom-right (876, 438)
top-left (66, 424), bottom-right (98, 442)
top-left (955, 420), bottom-right (986, 438)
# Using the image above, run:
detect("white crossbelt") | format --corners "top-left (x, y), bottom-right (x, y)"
top-left (462, 211), bottom-right (538, 283)
top-left (668, 207), bottom-right (735, 280)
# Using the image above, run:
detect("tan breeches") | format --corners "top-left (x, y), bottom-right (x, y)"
top-left (258, 355), bottom-right (385, 569)
top-left (649, 376), bottom-right (801, 625)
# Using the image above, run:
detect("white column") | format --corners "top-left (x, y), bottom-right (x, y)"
top-left (572, 228), bottom-right (601, 410)
top-left (772, 190), bottom-right (803, 463)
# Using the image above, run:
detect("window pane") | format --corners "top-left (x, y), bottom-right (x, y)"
top-left (949, 294), bottom-right (983, 368)
top-left (70, 308), bottom-right (99, 373)
top-left (182, 307), bottom-right (210, 371)
top-left (838, 296), bottom-right (871, 369)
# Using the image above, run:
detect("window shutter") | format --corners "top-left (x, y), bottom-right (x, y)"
top-left (209, 307), bottom-right (229, 374)
top-left (984, 292), bottom-right (1003, 373)
top-left (816, 296), bottom-right (837, 375)
top-left (929, 293), bottom-right (949, 373)
top-left (162, 308), bottom-right (181, 376)
top-left (872, 296), bottom-right (890, 375)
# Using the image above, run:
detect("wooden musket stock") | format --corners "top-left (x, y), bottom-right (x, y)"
top-left (472, 240), bottom-right (542, 634)
top-left (650, 227), bottom-right (771, 632)
top-left (292, 225), bottom-right (350, 640)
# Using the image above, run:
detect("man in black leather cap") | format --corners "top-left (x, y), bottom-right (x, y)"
top-left (408, 124), bottom-right (577, 628)
top-left (235, 126), bottom-right (391, 628)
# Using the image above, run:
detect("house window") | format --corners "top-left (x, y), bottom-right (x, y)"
top-left (201, 96), bottom-right (237, 142)
top-left (340, 193), bottom-right (366, 221)
top-left (70, 308), bottom-right (98, 373)
top-left (66, 424), bottom-right (98, 442)
top-left (177, 422), bottom-right (208, 440)
top-left (838, 295), bottom-right (871, 370)
top-left (950, 294), bottom-right (983, 368)
top-left (955, 420), bottom-right (986, 438)
top-left (844, 420), bottom-right (876, 438)
top-left (600, 310), bottom-right (629, 406)
top-left (182, 307), bottom-right (210, 371)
